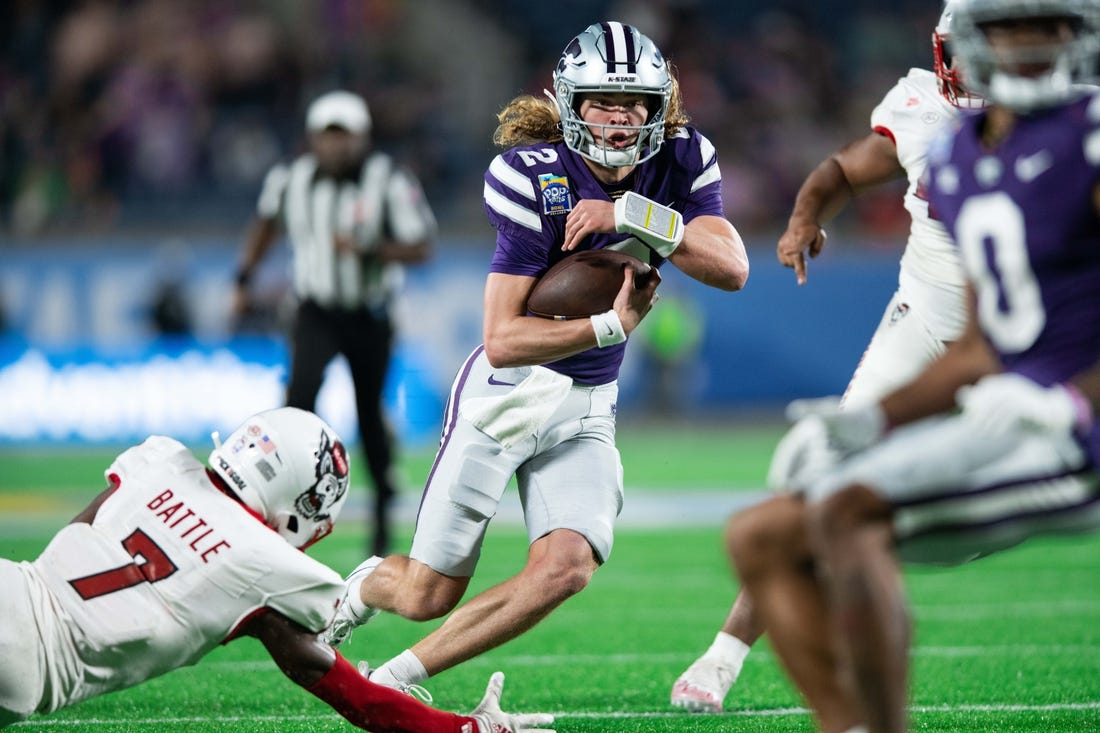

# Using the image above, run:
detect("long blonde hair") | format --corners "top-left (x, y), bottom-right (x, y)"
top-left (492, 65), bottom-right (690, 149)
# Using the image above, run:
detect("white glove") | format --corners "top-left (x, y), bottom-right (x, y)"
top-left (785, 397), bottom-right (889, 451)
top-left (767, 397), bottom-right (888, 491)
top-left (956, 373), bottom-right (1093, 438)
top-left (471, 672), bottom-right (555, 733)
top-left (766, 415), bottom-right (833, 491)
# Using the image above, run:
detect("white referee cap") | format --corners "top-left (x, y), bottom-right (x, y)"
top-left (306, 91), bottom-right (371, 135)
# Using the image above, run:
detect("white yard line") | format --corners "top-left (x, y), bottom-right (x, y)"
top-left (13, 701), bottom-right (1100, 727)
top-left (173, 642), bottom-right (1100, 674)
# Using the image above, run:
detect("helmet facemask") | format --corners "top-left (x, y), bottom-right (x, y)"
top-left (551, 22), bottom-right (672, 167)
top-left (935, 1), bottom-right (987, 108)
top-left (951, 0), bottom-right (1100, 112)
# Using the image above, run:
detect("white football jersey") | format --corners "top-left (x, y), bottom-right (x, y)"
top-left (871, 69), bottom-right (968, 311)
top-left (23, 436), bottom-right (342, 715)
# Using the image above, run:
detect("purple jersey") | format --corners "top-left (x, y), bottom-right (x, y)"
top-left (927, 90), bottom-right (1100, 463)
top-left (483, 128), bottom-right (724, 384)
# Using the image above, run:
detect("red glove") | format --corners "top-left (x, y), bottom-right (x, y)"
top-left (308, 653), bottom-right (477, 733)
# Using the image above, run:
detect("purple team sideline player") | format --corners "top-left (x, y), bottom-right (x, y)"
top-left (726, 1), bottom-right (1100, 732)
top-left (323, 21), bottom-right (749, 696)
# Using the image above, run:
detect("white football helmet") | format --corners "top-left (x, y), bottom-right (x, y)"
top-left (551, 21), bottom-right (672, 167)
top-left (950, 0), bottom-right (1100, 112)
top-left (209, 407), bottom-right (350, 550)
top-left (933, 1), bottom-right (986, 108)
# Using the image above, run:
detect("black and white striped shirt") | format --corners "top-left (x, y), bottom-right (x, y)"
top-left (257, 152), bottom-right (436, 310)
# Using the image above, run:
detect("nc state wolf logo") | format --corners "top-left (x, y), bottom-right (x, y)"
top-left (294, 431), bottom-right (349, 520)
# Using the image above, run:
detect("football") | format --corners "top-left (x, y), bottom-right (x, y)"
top-left (527, 249), bottom-right (658, 320)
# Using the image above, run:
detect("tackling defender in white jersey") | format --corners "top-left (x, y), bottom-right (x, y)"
top-left (671, 1), bottom-right (981, 713)
top-left (0, 407), bottom-right (553, 733)
top-left (731, 2), bottom-right (1100, 729)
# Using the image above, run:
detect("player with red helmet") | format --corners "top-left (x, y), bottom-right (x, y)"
top-left (731, 0), bottom-right (1100, 730)
top-left (671, 1), bottom-right (984, 714)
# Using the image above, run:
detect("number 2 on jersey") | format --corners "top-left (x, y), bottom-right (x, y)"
top-left (69, 529), bottom-right (178, 600)
top-left (517, 148), bottom-right (558, 167)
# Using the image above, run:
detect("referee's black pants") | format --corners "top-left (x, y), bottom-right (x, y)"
top-left (285, 299), bottom-right (396, 556)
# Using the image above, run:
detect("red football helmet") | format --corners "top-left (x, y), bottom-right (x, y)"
top-left (933, 1), bottom-right (985, 108)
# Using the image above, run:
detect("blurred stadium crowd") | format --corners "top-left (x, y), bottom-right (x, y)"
top-left (1, 0), bottom-right (938, 243)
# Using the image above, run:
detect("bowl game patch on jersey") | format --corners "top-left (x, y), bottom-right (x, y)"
top-left (539, 173), bottom-right (572, 215)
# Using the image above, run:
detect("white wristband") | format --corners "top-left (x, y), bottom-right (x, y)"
top-left (590, 309), bottom-right (627, 348)
top-left (614, 191), bottom-right (684, 258)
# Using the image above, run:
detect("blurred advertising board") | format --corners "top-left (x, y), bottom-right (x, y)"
top-left (0, 239), bottom-right (898, 444)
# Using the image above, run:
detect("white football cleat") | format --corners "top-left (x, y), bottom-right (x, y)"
top-left (322, 555), bottom-right (382, 647)
top-left (670, 657), bottom-right (737, 713)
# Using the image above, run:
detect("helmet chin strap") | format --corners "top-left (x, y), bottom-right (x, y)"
top-left (989, 64), bottom-right (1073, 112)
top-left (577, 123), bottom-right (640, 167)
top-left (585, 142), bottom-right (639, 167)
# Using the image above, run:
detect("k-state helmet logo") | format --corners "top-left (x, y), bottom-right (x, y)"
top-left (557, 37), bottom-right (584, 74)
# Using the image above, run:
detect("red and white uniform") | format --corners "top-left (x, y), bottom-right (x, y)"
top-left (0, 437), bottom-right (342, 725)
top-left (844, 68), bottom-right (967, 407)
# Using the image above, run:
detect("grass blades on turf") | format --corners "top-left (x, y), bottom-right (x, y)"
top-left (4, 423), bottom-right (1100, 732)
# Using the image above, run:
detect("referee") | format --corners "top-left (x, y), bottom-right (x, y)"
top-left (232, 90), bottom-right (436, 556)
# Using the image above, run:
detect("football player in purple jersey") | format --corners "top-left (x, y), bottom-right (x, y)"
top-left (323, 21), bottom-right (749, 698)
top-left (724, 2), bottom-right (1100, 732)
top-left (672, 2), bottom-right (984, 714)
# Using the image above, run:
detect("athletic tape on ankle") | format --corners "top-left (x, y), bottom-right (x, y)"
top-left (590, 309), bottom-right (626, 348)
top-left (614, 191), bottom-right (684, 258)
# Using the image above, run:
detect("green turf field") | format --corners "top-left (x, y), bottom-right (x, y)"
top-left (3, 422), bottom-right (1100, 732)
